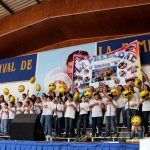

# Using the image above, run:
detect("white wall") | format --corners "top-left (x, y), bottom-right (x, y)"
top-left (0, 81), bottom-right (35, 101)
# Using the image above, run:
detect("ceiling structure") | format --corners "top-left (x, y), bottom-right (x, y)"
top-left (0, 0), bottom-right (150, 59)
top-left (0, 0), bottom-right (42, 19)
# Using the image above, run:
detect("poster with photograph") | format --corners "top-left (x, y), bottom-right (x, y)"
top-left (72, 54), bottom-right (90, 93)
top-left (89, 40), bottom-right (142, 87)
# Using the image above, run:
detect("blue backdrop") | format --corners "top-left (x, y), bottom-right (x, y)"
top-left (97, 34), bottom-right (150, 65)
top-left (0, 54), bottom-right (37, 83)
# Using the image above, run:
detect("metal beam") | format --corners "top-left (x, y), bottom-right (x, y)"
top-left (35, 0), bottom-right (41, 4)
top-left (0, 0), bottom-right (14, 14)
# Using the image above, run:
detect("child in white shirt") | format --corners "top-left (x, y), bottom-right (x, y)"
top-left (53, 96), bottom-right (64, 136)
top-left (40, 96), bottom-right (54, 137)
top-left (77, 95), bottom-right (89, 137)
top-left (105, 93), bottom-right (118, 136)
top-left (64, 94), bottom-right (76, 137)
top-left (1, 103), bottom-right (9, 135)
top-left (8, 102), bottom-right (16, 133)
top-left (16, 102), bottom-right (24, 115)
top-left (89, 93), bottom-right (103, 137)
top-left (24, 101), bottom-right (30, 114)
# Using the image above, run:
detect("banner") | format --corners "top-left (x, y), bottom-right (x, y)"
top-left (97, 33), bottom-right (150, 65)
top-left (73, 41), bottom-right (142, 91)
top-left (0, 54), bottom-right (37, 83)
top-left (35, 43), bottom-right (96, 94)
top-left (90, 41), bottom-right (142, 87)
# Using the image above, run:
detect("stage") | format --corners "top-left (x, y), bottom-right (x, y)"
top-left (0, 141), bottom-right (139, 150)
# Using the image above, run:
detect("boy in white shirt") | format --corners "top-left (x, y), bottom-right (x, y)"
top-left (105, 93), bottom-right (118, 136)
top-left (16, 102), bottom-right (24, 115)
top-left (24, 101), bottom-right (30, 114)
top-left (124, 93), bottom-right (139, 130)
top-left (64, 94), bottom-right (76, 137)
top-left (40, 96), bottom-right (54, 137)
top-left (53, 96), bottom-right (64, 136)
top-left (77, 95), bottom-right (89, 137)
top-left (89, 93), bottom-right (103, 137)
top-left (34, 97), bottom-right (42, 115)
top-left (8, 102), bottom-right (16, 133)
top-left (1, 103), bottom-right (9, 135)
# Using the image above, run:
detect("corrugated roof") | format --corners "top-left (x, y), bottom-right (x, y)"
top-left (0, 0), bottom-right (43, 19)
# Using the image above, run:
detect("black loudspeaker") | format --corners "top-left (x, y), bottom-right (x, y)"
top-left (10, 114), bottom-right (45, 141)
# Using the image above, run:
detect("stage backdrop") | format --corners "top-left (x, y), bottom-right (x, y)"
top-left (35, 43), bottom-right (96, 95)
top-left (0, 54), bottom-right (37, 99)
top-left (97, 33), bottom-right (150, 65)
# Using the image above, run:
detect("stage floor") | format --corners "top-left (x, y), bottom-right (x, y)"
top-left (0, 141), bottom-right (139, 150)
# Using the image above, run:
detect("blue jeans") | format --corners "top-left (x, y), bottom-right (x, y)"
top-left (142, 111), bottom-right (150, 134)
top-left (40, 115), bottom-right (53, 136)
top-left (130, 132), bottom-right (142, 139)
top-left (77, 114), bottom-right (87, 135)
top-left (1, 119), bottom-right (8, 135)
top-left (116, 107), bottom-right (127, 126)
top-left (92, 117), bottom-right (103, 135)
top-left (126, 109), bottom-right (138, 130)
top-left (8, 119), bottom-right (13, 134)
top-left (106, 116), bottom-right (117, 134)
top-left (65, 117), bottom-right (74, 136)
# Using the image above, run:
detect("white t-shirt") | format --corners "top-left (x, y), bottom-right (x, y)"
top-left (53, 103), bottom-right (64, 118)
top-left (47, 101), bottom-right (54, 115)
top-left (24, 106), bottom-right (30, 114)
top-left (65, 100), bottom-right (76, 119)
top-left (79, 102), bottom-right (89, 115)
top-left (116, 95), bottom-right (125, 108)
top-left (141, 98), bottom-right (150, 111)
top-left (1, 108), bottom-right (9, 119)
top-left (41, 101), bottom-right (48, 115)
top-left (34, 102), bottom-right (42, 114)
top-left (16, 107), bottom-right (24, 115)
top-left (1, 102), bottom-right (5, 109)
top-left (89, 99), bottom-right (102, 117)
top-left (124, 95), bottom-right (139, 110)
top-left (105, 100), bottom-right (117, 116)
top-left (9, 107), bottom-right (16, 119)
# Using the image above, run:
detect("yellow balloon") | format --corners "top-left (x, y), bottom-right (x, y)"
top-left (84, 90), bottom-right (92, 99)
top-left (73, 92), bottom-right (80, 101)
top-left (18, 85), bottom-right (25, 93)
top-left (10, 96), bottom-right (15, 103)
top-left (122, 88), bottom-right (133, 100)
top-left (3, 88), bottom-right (9, 95)
top-left (134, 79), bottom-right (142, 88)
top-left (30, 76), bottom-right (36, 84)
top-left (140, 90), bottom-right (149, 99)
top-left (49, 83), bottom-right (56, 91)
top-left (131, 116), bottom-right (141, 127)
top-left (110, 88), bottom-right (119, 97)
top-left (59, 84), bottom-right (66, 94)
top-left (36, 84), bottom-right (41, 92)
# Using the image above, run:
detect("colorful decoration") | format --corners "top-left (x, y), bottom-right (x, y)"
top-left (30, 76), bottom-right (36, 84)
top-left (3, 88), bottom-right (9, 95)
top-left (49, 83), bottom-right (56, 91)
top-left (18, 85), bottom-right (25, 93)
top-left (36, 84), bottom-right (41, 92)
top-left (134, 79), bottom-right (142, 88)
